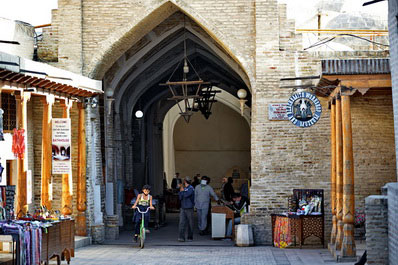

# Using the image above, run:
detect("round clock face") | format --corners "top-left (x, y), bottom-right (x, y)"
top-left (287, 91), bottom-right (322, 128)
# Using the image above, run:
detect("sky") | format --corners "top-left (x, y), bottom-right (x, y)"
top-left (0, 0), bottom-right (388, 27)
top-left (0, 0), bottom-right (58, 26)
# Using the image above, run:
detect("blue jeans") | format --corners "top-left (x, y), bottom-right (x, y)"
top-left (133, 205), bottom-right (150, 235)
top-left (179, 208), bottom-right (194, 240)
top-left (226, 217), bottom-right (241, 237)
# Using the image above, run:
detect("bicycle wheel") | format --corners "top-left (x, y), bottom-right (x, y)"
top-left (140, 227), bottom-right (145, 248)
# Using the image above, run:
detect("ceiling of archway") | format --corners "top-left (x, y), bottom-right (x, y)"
top-left (104, 11), bottom-right (251, 123)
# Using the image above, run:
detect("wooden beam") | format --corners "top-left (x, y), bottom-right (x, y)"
top-left (341, 95), bottom-right (356, 257)
top-left (76, 103), bottom-right (87, 236)
top-left (61, 99), bottom-right (73, 216)
top-left (323, 74), bottom-right (390, 81)
top-left (41, 94), bottom-right (55, 210)
top-left (334, 97), bottom-right (344, 251)
top-left (329, 86), bottom-right (341, 102)
top-left (15, 91), bottom-right (31, 218)
top-left (340, 79), bottom-right (391, 89)
top-left (330, 102), bottom-right (337, 246)
top-left (160, 80), bottom-right (209, 86)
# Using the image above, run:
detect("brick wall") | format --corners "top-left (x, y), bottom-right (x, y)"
top-left (388, 183), bottom-right (398, 265)
top-left (36, 9), bottom-right (59, 63)
top-left (38, 0), bottom-right (396, 245)
top-left (365, 195), bottom-right (388, 265)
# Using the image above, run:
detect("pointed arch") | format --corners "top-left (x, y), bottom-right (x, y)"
top-left (86, 0), bottom-right (252, 91)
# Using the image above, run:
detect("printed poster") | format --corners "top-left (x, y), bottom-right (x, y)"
top-left (52, 118), bottom-right (71, 174)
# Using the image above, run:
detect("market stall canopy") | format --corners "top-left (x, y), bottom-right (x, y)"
top-left (0, 51), bottom-right (102, 99)
top-left (315, 58), bottom-right (391, 99)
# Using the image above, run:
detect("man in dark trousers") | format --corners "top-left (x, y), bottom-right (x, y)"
top-left (171, 172), bottom-right (181, 193)
top-left (178, 176), bottom-right (195, 242)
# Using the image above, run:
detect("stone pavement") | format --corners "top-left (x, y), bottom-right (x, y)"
top-left (54, 244), bottom-right (361, 265)
top-left (51, 213), bottom-right (362, 264)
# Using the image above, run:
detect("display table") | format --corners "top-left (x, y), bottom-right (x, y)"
top-left (271, 214), bottom-right (324, 248)
top-left (41, 219), bottom-right (75, 265)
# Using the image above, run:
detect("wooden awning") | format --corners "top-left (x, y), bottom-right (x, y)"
top-left (315, 59), bottom-right (391, 99)
top-left (0, 51), bottom-right (102, 99)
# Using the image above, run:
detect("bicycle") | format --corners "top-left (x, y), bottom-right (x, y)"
top-left (136, 207), bottom-right (150, 248)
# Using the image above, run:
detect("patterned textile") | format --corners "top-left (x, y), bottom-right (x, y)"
top-left (273, 216), bottom-right (293, 248)
top-left (12, 129), bottom-right (25, 158)
top-left (0, 221), bottom-right (43, 265)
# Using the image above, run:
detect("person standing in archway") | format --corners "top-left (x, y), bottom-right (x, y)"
top-left (223, 177), bottom-right (235, 203)
top-left (178, 176), bottom-right (195, 242)
top-left (171, 172), bottom-right (182, 193)
top-left (195, 176), bottom-right (219, 235)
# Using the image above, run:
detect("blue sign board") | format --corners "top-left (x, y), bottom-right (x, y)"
top-left (287, 91), bottom-right (322, 128)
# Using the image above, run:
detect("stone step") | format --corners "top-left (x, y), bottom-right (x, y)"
top-left (75, 236), bottom-right (92, 249)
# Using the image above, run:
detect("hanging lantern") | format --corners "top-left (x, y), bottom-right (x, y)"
top-left (159, 16), bottom-right (214, 123)
top-left (194, 84), bottom-right (221, 119)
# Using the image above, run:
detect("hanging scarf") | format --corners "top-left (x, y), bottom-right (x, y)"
top-left (12, 128), bottom-right (25, 158)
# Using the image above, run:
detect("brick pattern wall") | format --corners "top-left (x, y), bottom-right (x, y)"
top-left (388, 1), bottom-right (398, 263)
top-left (365, 195), bottom-right (388, 265)
top-left (37, 0), bottom-right (396, 245)
top-left (351, 95), bottom-right (396, 210)
top-left (37, 9), bottom-right (59, 63)
top-left (388, 183), bottom-right (398, 265)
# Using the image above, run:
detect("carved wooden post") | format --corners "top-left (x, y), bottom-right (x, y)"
top-left (61, 99), bottom-right (73, 216)
top-left (76, 103), bottom-right (87, 236)
top-left (341, 95), bottom-right (356, 257)
top-left (330, 101), bottom-right (337, 246)
top-left (41, 95), bottom-right (55, 210)
top-left (15, 92), bottom-right (31, 217)
top-left (334, 96), bottom-right (344, 250)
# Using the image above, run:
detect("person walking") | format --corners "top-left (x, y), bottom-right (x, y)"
top-left (195, 176), bottom-right (219, 235)
top-left (178, 176), bottom-right (195, 242)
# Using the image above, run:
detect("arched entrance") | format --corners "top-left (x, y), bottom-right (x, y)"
top-left (100, 8), bottom-right (252, 236)
top-left (163, 90), bottom-right (251, 188)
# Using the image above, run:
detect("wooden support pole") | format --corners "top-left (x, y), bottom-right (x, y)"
top-left (61, 99), bottom-right (73, 216)
top-left (330, 101), bottom-right (337, 246)
top-left (76, 103), bottom-right (87, 236)
top-left (41, 95), bottom-right (55, 210)
top-left (15, 92), bottom-right (31, 218)
top-left (341, 95), bottom-right (356, 257)
top-left (334, 96), bottom-right (344, 250)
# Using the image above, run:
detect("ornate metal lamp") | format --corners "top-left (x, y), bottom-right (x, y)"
top-left (194, 84), bottom-right (221, 119)
top-left (159, 17), bottom-right (212, 123)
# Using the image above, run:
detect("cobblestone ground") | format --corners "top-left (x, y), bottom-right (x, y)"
top-left (52, 244), bottom-right (358, 265)
top-left (51, 214), bottom-right (361, 265)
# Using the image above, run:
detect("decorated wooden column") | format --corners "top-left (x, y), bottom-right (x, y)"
top-left (334, 96), bottom-right (344, 250)
top-left (41, 95), bottom-right (55, 210)
top-left (329, 101), bottom-right (337, 246)
top-left (341, 95), bottom-right (356, 257)
top-left (15, 92), bottom-right (31, 218)
top-left (76, 103), bottom-right (87, 236)
top-left (61, 99), bottom-right (73, 216)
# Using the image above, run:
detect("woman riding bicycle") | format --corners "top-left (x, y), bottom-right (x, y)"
top-left (132, 185), bottom-right (155, 242)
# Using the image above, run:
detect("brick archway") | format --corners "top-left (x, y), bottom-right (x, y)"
top-left (86, 0), bottom-right (252, 89)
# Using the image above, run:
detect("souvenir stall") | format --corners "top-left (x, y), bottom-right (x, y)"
top-left (0, 50), bottom-right (102, 264)
top-left (271, 189), bottom-right (325, 248)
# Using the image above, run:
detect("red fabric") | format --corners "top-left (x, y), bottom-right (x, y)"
top-left (273, 216), bottom-right (293, 248)
top-left (12, 128), bottom-right (25, 158)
